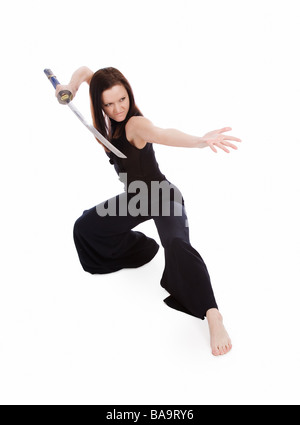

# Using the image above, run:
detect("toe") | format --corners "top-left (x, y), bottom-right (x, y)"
top-left (223, 343), bottom-right (232, 355)
top-left (220, 346), bottom-right (225, 355)
top-left (211, 339), bottom-right (232, 356)
top-left (212, 346), bottom-right (220, 356)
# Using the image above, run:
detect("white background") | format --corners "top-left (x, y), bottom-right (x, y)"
top-left (0, 0), bottom-right (299, 405)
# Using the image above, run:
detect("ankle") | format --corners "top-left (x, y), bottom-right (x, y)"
top-left (206, 308), bottom-right (223, 322)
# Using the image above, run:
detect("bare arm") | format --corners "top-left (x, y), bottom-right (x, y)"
top-left (55, 66), bottom-right (93, 99)
top-left (126, 116), bottom-right (242, 153)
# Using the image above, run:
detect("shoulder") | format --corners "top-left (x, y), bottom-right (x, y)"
top-left (125, 116), bottom-right (154, 149)
top-left (126, 116), bottom-right (153, 133)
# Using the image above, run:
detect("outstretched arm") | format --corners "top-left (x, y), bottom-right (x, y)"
top-left (126, 116), bottom-right (242, 153)
top-left (55, 66), bottom-right (93, 99)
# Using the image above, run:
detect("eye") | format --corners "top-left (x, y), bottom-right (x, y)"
top-left (120, 97), bottom-right (126, 102)
top-left (104, 103), bottom-right (111, 107)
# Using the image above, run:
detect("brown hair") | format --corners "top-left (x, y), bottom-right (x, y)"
top-left (89, 67), bottom-right (143, 141)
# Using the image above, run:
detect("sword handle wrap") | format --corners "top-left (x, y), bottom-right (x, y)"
top-left (44, 68), bottom-right (74, 104)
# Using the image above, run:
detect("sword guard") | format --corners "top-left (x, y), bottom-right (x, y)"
top-left (57, 90), bottom-right (73, 105)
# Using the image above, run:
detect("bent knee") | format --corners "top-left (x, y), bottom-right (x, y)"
top-left (73, 208), bottom-right (97, 237)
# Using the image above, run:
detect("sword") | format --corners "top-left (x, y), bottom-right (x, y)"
top-left (44, 69), bottom-right (127, 159)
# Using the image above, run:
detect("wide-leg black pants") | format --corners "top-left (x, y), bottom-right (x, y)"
top-left (73, 190), bottom-right (218, 320)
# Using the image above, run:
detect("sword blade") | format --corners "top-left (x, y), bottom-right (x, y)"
top-left (67, 102), bottom-right (127, 159)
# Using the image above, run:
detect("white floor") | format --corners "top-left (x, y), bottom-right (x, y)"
top-left (1, 211), bottom-right (299, 405)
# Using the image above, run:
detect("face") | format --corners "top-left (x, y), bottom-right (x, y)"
top-left (102, 84), bottom-right (130, 122)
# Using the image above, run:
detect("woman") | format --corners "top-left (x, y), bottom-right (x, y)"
top-left (56, 66), bottom-right (241, 356)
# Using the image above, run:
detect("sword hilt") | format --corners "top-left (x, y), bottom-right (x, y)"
top-left (44, 68), bottom-right (74, 105)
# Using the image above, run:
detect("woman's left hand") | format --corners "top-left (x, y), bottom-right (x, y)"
top-left (200, 127), bottom-right (242, 153)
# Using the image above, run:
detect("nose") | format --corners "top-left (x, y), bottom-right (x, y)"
top-left (114, 104), bottom-right (123, 114)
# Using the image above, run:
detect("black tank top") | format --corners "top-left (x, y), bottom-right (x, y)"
top-left (106, 118), bottom-right (166, 186)
top-left (105, 117), bottom-right (184, 207)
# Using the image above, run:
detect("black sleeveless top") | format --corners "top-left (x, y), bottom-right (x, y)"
top-left (105, 117), bottom-right (184, 207)
top-left (106, 121), bottom-right (165, 186)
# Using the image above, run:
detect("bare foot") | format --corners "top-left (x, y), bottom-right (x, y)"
top-left (206, 308), bottom-right (232, 356)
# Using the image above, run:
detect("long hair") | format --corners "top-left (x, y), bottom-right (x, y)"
top-left (89, 67), bottom-right (143, 141)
